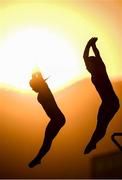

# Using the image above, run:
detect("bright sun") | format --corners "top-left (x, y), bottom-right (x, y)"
top-left (0, 27), bottom-right (83, 92)
top-left (0, 1), bottom-right (121, 93)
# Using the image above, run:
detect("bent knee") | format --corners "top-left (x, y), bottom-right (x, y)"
top-left (112, 96), bottom-right (120, 113)
top-left (59, 114), bottom-right (66, 126)
top-left (115, 97), bottom-right (120, 111)
top-left (54, 113), bottom-right (66, 127)
top-left (51, 113), bottom-right (66, 128)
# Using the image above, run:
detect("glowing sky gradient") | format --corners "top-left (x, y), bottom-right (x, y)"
top-left (0, 0), bottom-right (121, 92)
top-left (0, 1), bottom-right (122, 178)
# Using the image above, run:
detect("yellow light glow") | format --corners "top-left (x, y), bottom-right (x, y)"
top-left (0, 27), bottom-right (83, 92)
top-left (0, 1), bottom-right (121, 92)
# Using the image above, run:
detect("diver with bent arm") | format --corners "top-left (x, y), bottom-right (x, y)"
top-left (28, 71), bottom-right (66, 168)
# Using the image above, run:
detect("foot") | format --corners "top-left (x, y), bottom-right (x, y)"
top-left (28, 158), bottom-right (41, 168)
top-left (84, 143), bottom-right (96, 154)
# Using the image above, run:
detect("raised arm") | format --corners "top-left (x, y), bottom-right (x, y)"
top-left (83, 40), bottom-right (91, 60)
top-left (83, 37), bottom-right (98, 60)
top-left (91, 42), bottom-right (100, 58)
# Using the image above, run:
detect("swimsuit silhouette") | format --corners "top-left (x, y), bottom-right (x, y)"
top-left (83, 37), bottom-right (120, 154)
top-left (28, 71), bottom-right (66, 168)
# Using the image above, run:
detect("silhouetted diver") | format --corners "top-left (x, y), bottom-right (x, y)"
top-left (28, 71), bottom-right (65, 168)
top-left (83, 37), bottom-right (120, 154)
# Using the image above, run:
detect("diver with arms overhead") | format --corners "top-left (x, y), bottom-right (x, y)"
top-left (83, 37), bottom-right (120, 154)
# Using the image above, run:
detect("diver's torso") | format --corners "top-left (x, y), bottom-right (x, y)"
top-left (37, 83), bottom-right (62, 118)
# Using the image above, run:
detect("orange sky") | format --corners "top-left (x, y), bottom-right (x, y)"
top-left (0, 0), bottom-right (122, 178)
top-left (0, 0), bottom-right (122, 92)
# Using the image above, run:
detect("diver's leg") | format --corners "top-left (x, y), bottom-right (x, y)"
top-left (84, 98), bottom-right (119, 154)
top-left (28, 114), bottom-right (65, 168)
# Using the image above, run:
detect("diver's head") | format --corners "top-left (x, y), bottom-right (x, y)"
top-left (29, 72), bottom-right (44, 92)
top-left (89, 56), bottom-right (96, 60)
top-left (29, 78), bottom-right (41, 93)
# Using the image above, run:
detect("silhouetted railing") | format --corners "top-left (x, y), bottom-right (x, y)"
top-left (111, 132), bottom-right (122, 151)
